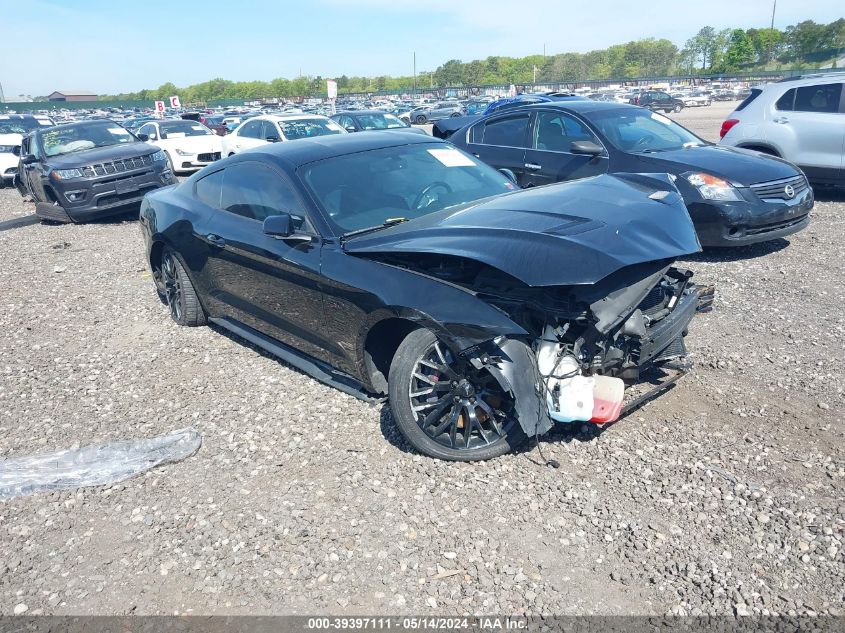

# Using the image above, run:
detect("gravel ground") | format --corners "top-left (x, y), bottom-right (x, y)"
top-left (0, 102), bottom-right (842, 617)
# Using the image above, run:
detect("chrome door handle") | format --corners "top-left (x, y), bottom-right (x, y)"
top-left (773, 117), bottom-right (789, 124)
top-left (206, 233), bottom-right (226, 246)
top-left (524, 163), bottom-right (542, 171)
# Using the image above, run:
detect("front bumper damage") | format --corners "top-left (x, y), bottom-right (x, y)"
top-left (464, 283), bottom-right (714, 437)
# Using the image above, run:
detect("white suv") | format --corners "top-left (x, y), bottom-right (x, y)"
top-left (719, 73), bottom-right (845, 186)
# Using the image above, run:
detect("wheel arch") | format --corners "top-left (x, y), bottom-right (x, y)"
top-left (361, 316), bottom-right (421, 394)
top-left (736, 143), bottom-right (781, 157)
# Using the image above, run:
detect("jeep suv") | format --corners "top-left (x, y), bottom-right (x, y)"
top-left (719, 73), bottom-right (845, 186)
top-left (17, 119), bottom-right (176, 223)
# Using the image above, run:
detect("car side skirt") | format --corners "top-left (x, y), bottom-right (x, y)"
top-left (208, 316), bottom-right (384, 404)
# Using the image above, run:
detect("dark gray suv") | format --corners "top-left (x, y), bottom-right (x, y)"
top-left (16, 119), bottom-right (175, 223)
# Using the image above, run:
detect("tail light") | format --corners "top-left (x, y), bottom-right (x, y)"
top-left (720, 119), bottom-right (739, 139)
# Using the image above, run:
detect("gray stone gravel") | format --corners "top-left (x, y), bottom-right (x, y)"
top-left (0, 103), bottom-right (842, 616)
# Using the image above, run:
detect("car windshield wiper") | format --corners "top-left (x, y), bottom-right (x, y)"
top-left (340, 217), bottom-right (408, 242)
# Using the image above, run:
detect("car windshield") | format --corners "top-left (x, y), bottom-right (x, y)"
top-left (586, 108), bottom-right (705, 153)
top-left (159, 121), bottom-right (212, 137)
top-left (41, 121), bottom-right (136, 157)
top-left (0, 118), bottom-right (46, 134)
top-left (300, 142), bottom-right (515, 235)
top-left (280, 118), bottom-right (345, 140)
top-left (354, 113), bottom-right (407, 129)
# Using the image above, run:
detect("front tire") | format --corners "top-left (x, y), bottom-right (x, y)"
top-left (165, 152), bottom-right (177, 175)
top-left (673, 104), bottom-right (683, 113)
top-left (388, 329), bottom-right (527, 461)
top-left (160, 247), bottom-right (206, 326)
top-left (415, 115), bottom-right (427, 124)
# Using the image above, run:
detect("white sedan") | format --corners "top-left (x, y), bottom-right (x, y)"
top-left (137, 120), bottom-right (223, 174)
top-left (221, 114), bottom-right (346, 156)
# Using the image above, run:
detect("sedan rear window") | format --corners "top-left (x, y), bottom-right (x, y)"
top-left (279, 118), bottom-right (345, 140)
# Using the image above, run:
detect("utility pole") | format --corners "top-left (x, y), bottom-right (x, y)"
top-left (0, 81), bottom-right (5, 104)
top-left (413, 52), bottom-right (416, 96)
top-left (769, 0), bottom-right (777, 62)
top-left (533, 65), bottom-right (537, 84)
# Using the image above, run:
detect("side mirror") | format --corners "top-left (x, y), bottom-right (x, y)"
top-left (570, 140), bottom-right (604, 156)
top-left (137, 133), bottom-right (149, 141)
top-left (498, 168), bottom-right (517, 184)
top-left (12, 145), bottom-right (21, 157)
top-left (345, 126), bottom-right (356, 133)
top-left (20, 154), bottom-right (38, 165)
top-left (148, 133), bottom-right (158, 141)
top-left (263, 214), bottom-right (311, 242)
top-left (265, 135), bottom-right (280, 143)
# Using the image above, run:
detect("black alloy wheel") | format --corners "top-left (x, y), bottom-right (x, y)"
top-left (388, 329), bottom-right (526, 461)
top-left (160, 248), bottom-right (206, 326)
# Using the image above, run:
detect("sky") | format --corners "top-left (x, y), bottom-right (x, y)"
top-left (0, 0), bottom-right (842, 97)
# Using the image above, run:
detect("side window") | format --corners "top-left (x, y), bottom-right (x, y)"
top-left (775, 89), bottom-right (795, 111)
top-left (479, 115), bottom-right (529, 148)
top-left (220, 162), bottom-right (302, 223)
top-left (336, 115), bottom-right (354, 129)
top-left (533, 112), bottom-right (599, 152)
top-left (261, 120), bottom-right (279, 140)
top-left (657, 92), bottom-right (670, 100)
top-left (195, 169), bottom-right (224, 208)
top-left (794, 83), bottom-right (842, 114)
top-left (238, 120), bottom-right (260, 138)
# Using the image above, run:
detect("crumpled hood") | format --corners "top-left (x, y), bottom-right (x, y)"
top-left (48, 142), bottom-right (160, 168)
top-left (344, 174), bottom-right (701, 287)
top-left (634, 144), bottom-right (800, 186)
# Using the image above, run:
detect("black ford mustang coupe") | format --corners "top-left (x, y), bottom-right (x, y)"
top-left (140, 132), bottom-right (712, 461)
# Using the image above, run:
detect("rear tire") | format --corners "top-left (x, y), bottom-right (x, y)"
top-left (161, 247), bottom-right (206, 326)
top-left (388, 328), bottom-right (527, 461)
top-left (415, 115), bottom-right (427, 124)
top-left (673, 104), bottom-right (683, 113)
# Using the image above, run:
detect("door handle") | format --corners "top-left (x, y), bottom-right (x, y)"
top-left (472, 152), bottom-right (480, 157)
top-left (206, 233), bottom-right (226, 246)
top-left (773, 117), bottom-right (789, 124)
top-left (524, 163), bottom-right (542, 171)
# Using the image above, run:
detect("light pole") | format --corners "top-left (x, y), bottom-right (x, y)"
top-left (769, 0), bottom-right (777, 62)
top-left (413, 52), bottom-right (416, 96)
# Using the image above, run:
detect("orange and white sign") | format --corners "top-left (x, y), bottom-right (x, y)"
top-left (169, 95), bottom-right (181, 108)
top-left (154, 100), bottom-right (165, 112)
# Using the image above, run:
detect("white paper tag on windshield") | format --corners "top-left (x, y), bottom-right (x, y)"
top-left (107, 127), bottom-right (127, 134)
top-left (650, 112), bottom-right (671, 125)
top-left (168, 132), bottom-right (187, 138)
top-left (191, 125), bottom-right (204, 131)
top-left (427, 148), bottom-right (475, 167)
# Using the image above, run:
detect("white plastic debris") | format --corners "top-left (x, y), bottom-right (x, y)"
top-left (0, 427), bottom-right (201, 499)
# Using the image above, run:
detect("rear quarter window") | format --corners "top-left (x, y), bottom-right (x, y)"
top-left (736, 88), bottom-right (763, 111)
top-left (775, 89), bottom-right (795, 111)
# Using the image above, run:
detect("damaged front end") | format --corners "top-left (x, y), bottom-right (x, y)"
top-left (471, 263), bottom-right (713, 436)
top-left (408, 258), bottom-right (713, 438)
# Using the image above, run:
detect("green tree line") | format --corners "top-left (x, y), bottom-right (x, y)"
top-left (100, 18), bottom-right (844, 102)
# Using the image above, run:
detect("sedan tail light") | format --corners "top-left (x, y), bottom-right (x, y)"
top-left (720, 119), bottom-right (739, 139)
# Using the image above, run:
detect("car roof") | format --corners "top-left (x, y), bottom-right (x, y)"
top-left (764, 73), bottom-right (845, 90)
top-left (333, 110), bottom-right (390, 116)
top-left (0, 114), bottom-right (49, 120)
top-left (245, 130), bottom-right (439, 167)
top-left (257, 113), bottom-right (332, 122)
top-left (34, 118), bottom-right (114, 133)
top-left (515, 101), bottom-right (644, 115)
